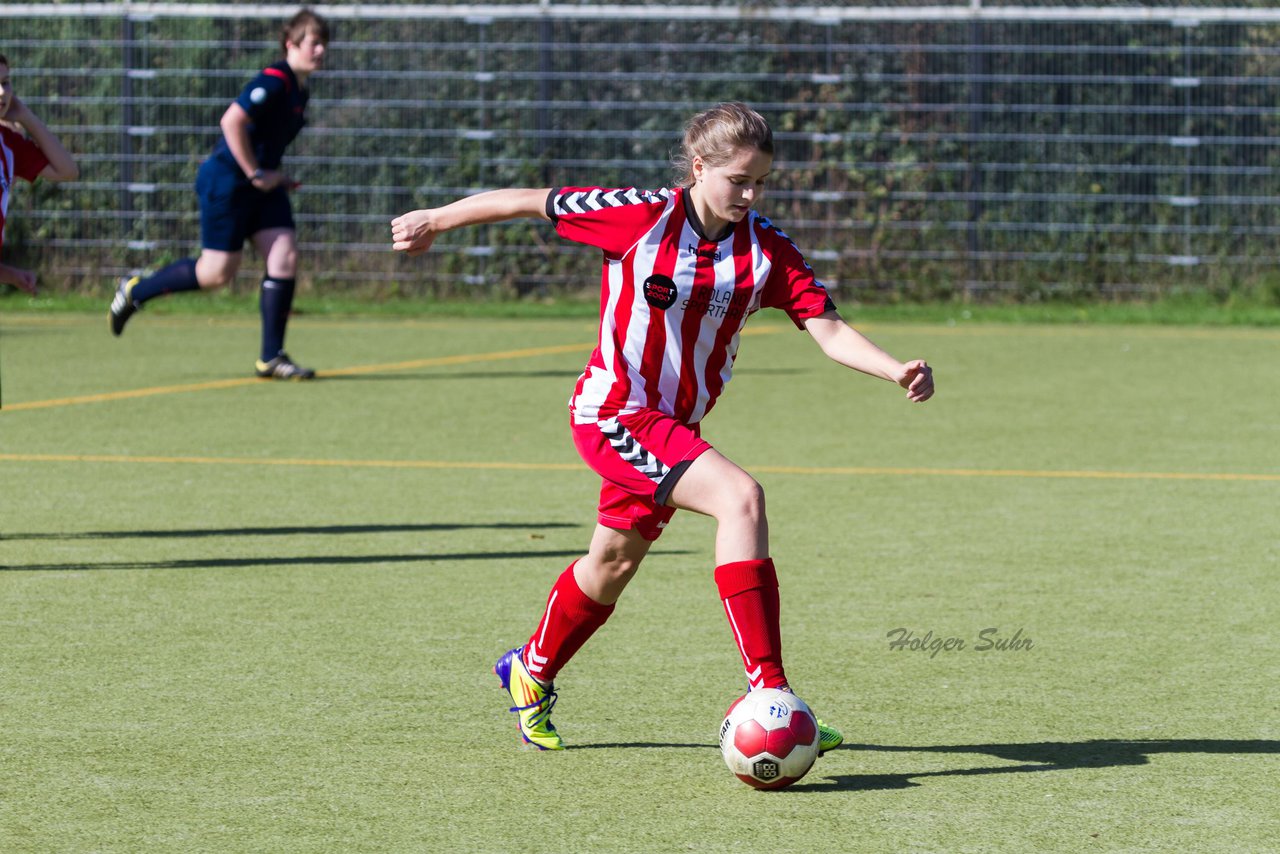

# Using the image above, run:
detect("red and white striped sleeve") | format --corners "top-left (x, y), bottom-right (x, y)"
top-left (546, 186), bottom-right (672, 258)
top-left (755, 216), bottom-right (837, 327)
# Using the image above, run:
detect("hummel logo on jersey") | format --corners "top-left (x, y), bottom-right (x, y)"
top-left (688, 243), bottom-right (722, 262)
top-left (643, 274), bottom-right (678, 310)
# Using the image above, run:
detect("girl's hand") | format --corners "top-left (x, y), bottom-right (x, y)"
top-left (391, 210), bottom-right (441, 256)
top-left (2, 266), bottom-right (37, 295)
top-left (250, 169), bottom-right (291, 192)
top-left (0, 93), bottom-right (30, 129)
top-left (896, 359), bottom-right (934, 402)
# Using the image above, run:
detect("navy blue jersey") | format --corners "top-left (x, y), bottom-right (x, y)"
top-left (209, 61), bottom-right (309, 176)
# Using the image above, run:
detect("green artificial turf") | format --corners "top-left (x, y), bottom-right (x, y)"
top-left (1, 312), bottom-right (1277, 853)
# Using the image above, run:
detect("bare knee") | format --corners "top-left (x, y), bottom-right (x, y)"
top-left (201, 271), bottom-right (235, 288)
top-left (576, 532), bottom-right (650, 604)
top-left (272, 247), bottom-right (298, 277)
top-left (590, 542), bottom-right (643, 587)
top-left (195, 256), bottom-right (239, 288)
top-left (717, 473), bottom-right (766, 525)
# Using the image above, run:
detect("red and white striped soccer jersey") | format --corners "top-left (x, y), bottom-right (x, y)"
top-left (548, 185), bottom-right (835, 425)
top-left (0, 126), bottom-right (50, 258)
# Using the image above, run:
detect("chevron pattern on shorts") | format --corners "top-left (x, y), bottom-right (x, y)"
top-left (598, 418), bottom-right (670, 485)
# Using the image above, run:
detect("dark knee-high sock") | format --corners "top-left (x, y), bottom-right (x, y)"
top-left (129, 258), bottom-right (200, 305)
top-left (259, 276), bottom-right (296, 362)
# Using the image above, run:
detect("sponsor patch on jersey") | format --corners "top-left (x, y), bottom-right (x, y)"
top-left (643, 274), bottom-right (677, 310)
top-left (250, 86), bottom-right (268, 104)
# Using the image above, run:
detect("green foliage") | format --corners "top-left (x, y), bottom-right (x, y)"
top-left (5, 11), bottom-right (1280, 301)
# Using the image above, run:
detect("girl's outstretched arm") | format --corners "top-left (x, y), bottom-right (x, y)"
top-left (0, 261), bottom-right (37, 294)
top-left (391, 189), bottom-right (552, 257)
top-left (803, 310), bottom-right (934, 402)
top-left (2, 96), bottom-right (78, 182)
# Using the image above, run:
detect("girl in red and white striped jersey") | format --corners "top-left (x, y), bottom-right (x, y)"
top-left (0, 54), bottom-right (79, 294)
top-left (392, 103), bottom-right (933, 751)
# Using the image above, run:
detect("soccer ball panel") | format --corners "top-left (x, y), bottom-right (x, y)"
top-left (764, 725), bottom-right (798, 759)
top-left (733, 719), bottom-right (769, 758)
top-left (790, 708), bottom-right (817, 747)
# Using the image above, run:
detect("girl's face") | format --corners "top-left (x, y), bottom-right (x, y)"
top-left (690, 145), bottom-right (773, 237)
top-left (0, 63), bottom-right (13, 118)
top-left (287, 28), bottom-right (327, 76)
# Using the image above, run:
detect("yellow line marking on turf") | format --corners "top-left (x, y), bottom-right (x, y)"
top-left (318, 342), bottom-right (593, 378)
top-left (1, 342), bottom-right (596, 412)
top-left (754, 464), bottom-right (1280, 483)
top-left (5, 377), bottom-right (267, 411)
top-left (0, 452), bottom-right (581, 472)
top-left (0, 453), bottom-right (1275, 482)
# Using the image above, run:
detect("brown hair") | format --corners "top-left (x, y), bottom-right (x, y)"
top-left (281, 8), bottom-right (329, 52)
top-left (672, 102), bottom-right (774, 187)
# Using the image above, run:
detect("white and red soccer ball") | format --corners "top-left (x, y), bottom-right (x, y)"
top-left (719, 688), bottom-right (820, 789)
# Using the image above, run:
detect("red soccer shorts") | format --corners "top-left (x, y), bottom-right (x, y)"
top-left (571, 409), bottom-right (712, 540)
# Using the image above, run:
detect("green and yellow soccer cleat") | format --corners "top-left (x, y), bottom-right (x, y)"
top-left (254, 352), bottom-right (316, 380)
top-left (817, 719), bottom-right (844, 756)
top-left (494, 646), bottom-right (564, 750)
top-left (109, 276), bottom-right (141, 337)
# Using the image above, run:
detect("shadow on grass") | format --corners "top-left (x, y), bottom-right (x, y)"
top-left (1, 548), bottom-right (691, 572)
top-left (1, 522), bottom-right (580, 541)
top-left (801, 739), bottom-right (1280, 792)
top-left (568, 739), bottom-right (1280, 792)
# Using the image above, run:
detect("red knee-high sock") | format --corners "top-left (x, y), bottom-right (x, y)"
top-left (522, 562), bottom-right (615, 684)
top-left (715, 558), bottom-right (787, 690)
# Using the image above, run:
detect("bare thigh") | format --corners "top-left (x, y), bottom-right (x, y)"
top-left (668, 448), bottom-right (768, 564)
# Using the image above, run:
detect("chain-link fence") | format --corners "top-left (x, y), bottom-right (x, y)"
top-left (5, 3), bottom-right (1280, 302)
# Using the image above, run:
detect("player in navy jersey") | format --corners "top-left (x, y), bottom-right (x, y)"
top-left (0, 53), bottom-right (79, 294)
top-left (393, 103), bottom-right (935, 752)
top-left (108, 9), bottom-right (328, 380)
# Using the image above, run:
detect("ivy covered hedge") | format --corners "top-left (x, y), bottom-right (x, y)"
top-left (5, 7), bottom-right (1280, 303)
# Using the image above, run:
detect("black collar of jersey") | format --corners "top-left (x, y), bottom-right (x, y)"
top-left (681, 187), bottom-right (735, 244)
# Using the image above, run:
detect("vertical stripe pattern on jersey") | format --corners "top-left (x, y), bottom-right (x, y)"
top-left (672, 237), bottom-right (720, 422)
top-left (696, 225), bottom-right (759, 423)
top-left (597, 198), bottom-right (681, 420)
top-left (596, 233), bottom-right (640, 421)
top-left (637, 205), bottom-right (685, 411)
top-left (559, 186), bottom-right (831, 427)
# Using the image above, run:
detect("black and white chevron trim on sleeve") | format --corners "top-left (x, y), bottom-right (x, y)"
top-left (554, 187), bottom-right (671, 217)
top-left (598, 418), bottom-right (670, 485)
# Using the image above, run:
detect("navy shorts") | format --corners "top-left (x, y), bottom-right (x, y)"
top-left (196, 159), bottom-right (295, 252)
